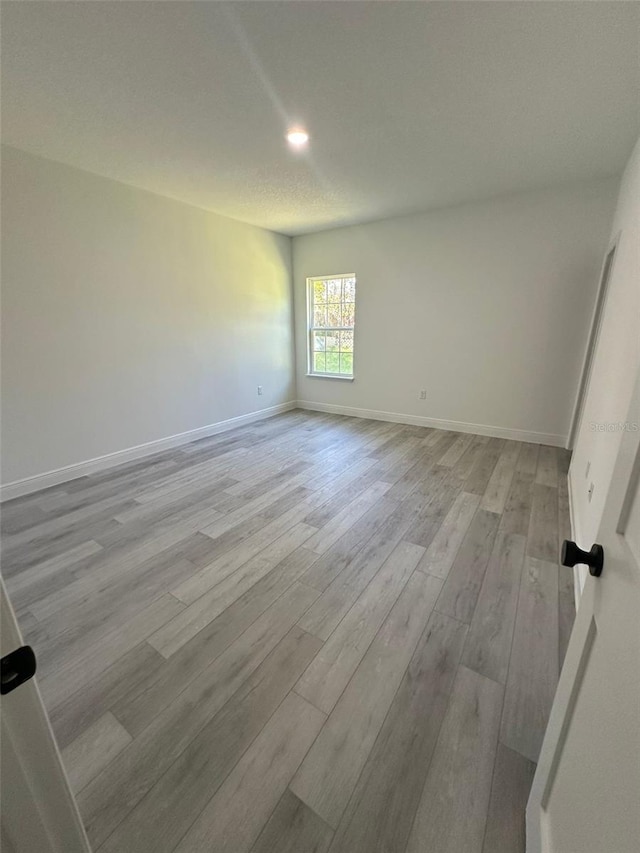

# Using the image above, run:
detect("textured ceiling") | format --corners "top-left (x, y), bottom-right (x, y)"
top-left (2, 1), bottom-right (639, 235)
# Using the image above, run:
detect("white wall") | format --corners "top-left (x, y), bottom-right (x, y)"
top-left (293, 180), bottom-right (617, 445)
top-left (569, 138), bottom-right (640, 577)
top-left (1, 146), bottom-right (294, 488)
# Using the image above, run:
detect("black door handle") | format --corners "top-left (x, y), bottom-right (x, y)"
top-left (561, 540), bottom-right (604, 577)
top-left (1, 645), bottom-right (37, 695)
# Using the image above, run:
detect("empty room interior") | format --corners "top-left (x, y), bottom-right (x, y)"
top-left (1, 2), bottom-right (639, 853)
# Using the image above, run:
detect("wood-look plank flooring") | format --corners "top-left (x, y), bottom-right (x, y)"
top-left (1, 410), bottom-right (574, 853)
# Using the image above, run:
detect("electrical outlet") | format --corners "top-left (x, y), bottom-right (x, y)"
top-left (419, 390), bottom-right (426, 400)
top-left (257, 386), bottom-right (263, 396)
top-left (588, 482), bottom-right (595, 502)
top-left (585, 461), bottom-right (591, 479)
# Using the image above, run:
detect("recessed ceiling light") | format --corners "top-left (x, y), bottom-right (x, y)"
top-left (286, 128), bottom-right (309, 147)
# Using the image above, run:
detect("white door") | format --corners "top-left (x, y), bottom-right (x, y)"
top-left (526, 368), bottom-right (640, 852)
top-left (1, 578), bottom-right (91, 853)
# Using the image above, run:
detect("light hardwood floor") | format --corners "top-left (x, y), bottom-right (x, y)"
top-left (1, 410), bottom-right (575, 853)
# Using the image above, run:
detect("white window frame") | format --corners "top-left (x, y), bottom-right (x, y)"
top-left (306, 273), bottom-right (356, 380)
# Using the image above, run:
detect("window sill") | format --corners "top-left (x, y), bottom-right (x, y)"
top-left (306, 373), bottom-right (355, 382)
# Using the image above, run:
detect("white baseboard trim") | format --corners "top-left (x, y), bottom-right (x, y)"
top-left (0, 401), bottom-right (297, 502)
top-left (296, 400), bottom-right (567, 447)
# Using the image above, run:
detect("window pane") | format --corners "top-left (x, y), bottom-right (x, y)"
top-left (340, 352), bottom-right (353, 374)
top-left (313, 281), bottom-right (327, 305)
top-left (313, 332), bottom-right (326, 352)
top-left (327, 279), bottom-right (342, 302)
top-left (327, 302), bottom-right (341, 327)
top-left (340, 330), bottom-right (354, 352)
top-left (326, 332), bottom-right (339, 353)
top-left (342, 302), bottom-right (355, 327)
top-left (325, 350), bottom-right (340, 373)
top-left (313, 306), bottom-right (327, 327)
top-left (314, 352), bottom-right (326, 372)
top-left (344, 278), bottom-right (356, 301)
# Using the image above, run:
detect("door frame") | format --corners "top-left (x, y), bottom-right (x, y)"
top-left (567, 235), bottom-right (619, 450)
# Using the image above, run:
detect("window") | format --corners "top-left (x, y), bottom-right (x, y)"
top-left (307, 274), bottom-right (356, 378)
